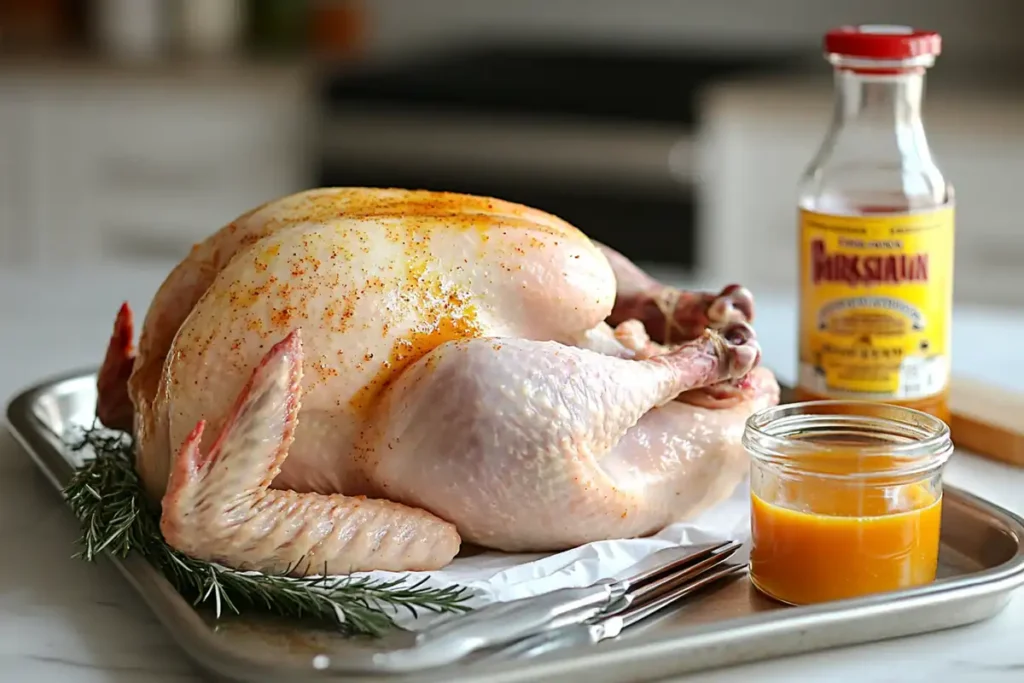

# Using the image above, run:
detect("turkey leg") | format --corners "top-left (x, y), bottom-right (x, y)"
top-left (596, 242), bottom-right (754, 344)
top-left (367, 322), bottom-right (761, 552)
top-left (596, 243), bottom-right (761, 408)
top-left (160, 329), bottom-right (461, 576)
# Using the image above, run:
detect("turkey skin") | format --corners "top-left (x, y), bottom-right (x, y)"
top-left (96, 188), bottom-right (779, 576)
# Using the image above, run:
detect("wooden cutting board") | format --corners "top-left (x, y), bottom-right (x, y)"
top-left (948, 376), bottom-right (1024, 467)
top-left (777, 378), bottom-right (1024, 468)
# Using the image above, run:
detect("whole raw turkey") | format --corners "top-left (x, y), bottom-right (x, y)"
top-left (96, 188), bottom-right (780, 577)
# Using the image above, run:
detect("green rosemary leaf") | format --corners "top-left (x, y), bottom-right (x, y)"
top-left (60, 422), bottom-right (473, 637)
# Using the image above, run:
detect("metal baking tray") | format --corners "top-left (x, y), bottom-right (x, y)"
top-left (6, 369), bottom-right (1024, 682)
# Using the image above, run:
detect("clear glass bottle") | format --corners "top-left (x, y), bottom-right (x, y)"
top-left (796, 25), bottom-right (955, 426)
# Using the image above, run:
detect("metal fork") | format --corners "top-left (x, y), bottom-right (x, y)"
top-left (588, 541), bottom-right (741, 620)
top-left (480, 561), bottom-right (747, 663)
top-left (372, 540), bottom-right (741, 672)
top-left (416, 540), bottom-right (740, 645)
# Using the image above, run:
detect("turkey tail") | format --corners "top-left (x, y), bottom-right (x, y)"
top-left (96, 302), bottom-right (136, 432)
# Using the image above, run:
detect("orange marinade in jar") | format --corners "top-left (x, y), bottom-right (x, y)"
top-left (742, 401), bottom-right (954, 605)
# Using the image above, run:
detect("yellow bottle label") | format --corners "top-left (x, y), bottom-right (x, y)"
top-left (797, 206), bottom-right (954, 400)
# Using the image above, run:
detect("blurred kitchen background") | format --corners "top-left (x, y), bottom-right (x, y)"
top-left (1, 0), bottom-right (1023, 306)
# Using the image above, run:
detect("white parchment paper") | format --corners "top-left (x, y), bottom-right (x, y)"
top-left (343, 479), bottom-right (753, 630)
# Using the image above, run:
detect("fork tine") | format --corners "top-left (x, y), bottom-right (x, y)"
top-left (616, 539), bottom-right (738, 592)
top-left (620, 562), bottom-right (746, 628)
top-left (605, 540), bottom-right (741, 616)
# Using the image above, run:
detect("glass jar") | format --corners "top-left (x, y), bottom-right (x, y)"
top-left (795, 25), bottom-right (955, 426)
top-left (743, 400), bottom-right (954, 606)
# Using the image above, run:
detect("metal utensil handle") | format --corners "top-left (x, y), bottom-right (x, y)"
top-left (373, 584), bottom-right (613, 671)
top-left (413, 591), bottom-right (581, 641)
top-left (417, 582), bottom-right (611, 643)
top-left (484, 621), bottom-right (603, 662)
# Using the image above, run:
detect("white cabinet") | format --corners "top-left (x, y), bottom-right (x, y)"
top-left (697, 77), bottom-right (1024, 307)
top-left (0, 62), bottom-right (313, 269)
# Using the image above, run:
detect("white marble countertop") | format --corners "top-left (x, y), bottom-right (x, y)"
top-left (1, 263), bottom-right (1022, 682)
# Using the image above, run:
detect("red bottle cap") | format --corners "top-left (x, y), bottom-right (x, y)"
top-left (825, 25), bottom-right (941, 60)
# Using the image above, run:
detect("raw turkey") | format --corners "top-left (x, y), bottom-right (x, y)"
top-left (96, 187), bottom-right (780, 577)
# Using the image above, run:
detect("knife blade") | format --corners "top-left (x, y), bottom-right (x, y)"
top-left (372, 540), bottom-right (739, 672)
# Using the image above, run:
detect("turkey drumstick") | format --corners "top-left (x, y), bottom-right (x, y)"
top-left (367, 325), bottom-right (768, 553)
top-left (595, 242), bottom-right (764, 409)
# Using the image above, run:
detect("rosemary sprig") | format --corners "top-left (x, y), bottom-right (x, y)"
top-left (61, 421), bottom-right (473, 637)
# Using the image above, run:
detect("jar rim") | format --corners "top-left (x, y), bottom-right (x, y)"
top-left (743, 400), bottom-right (954, 479)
